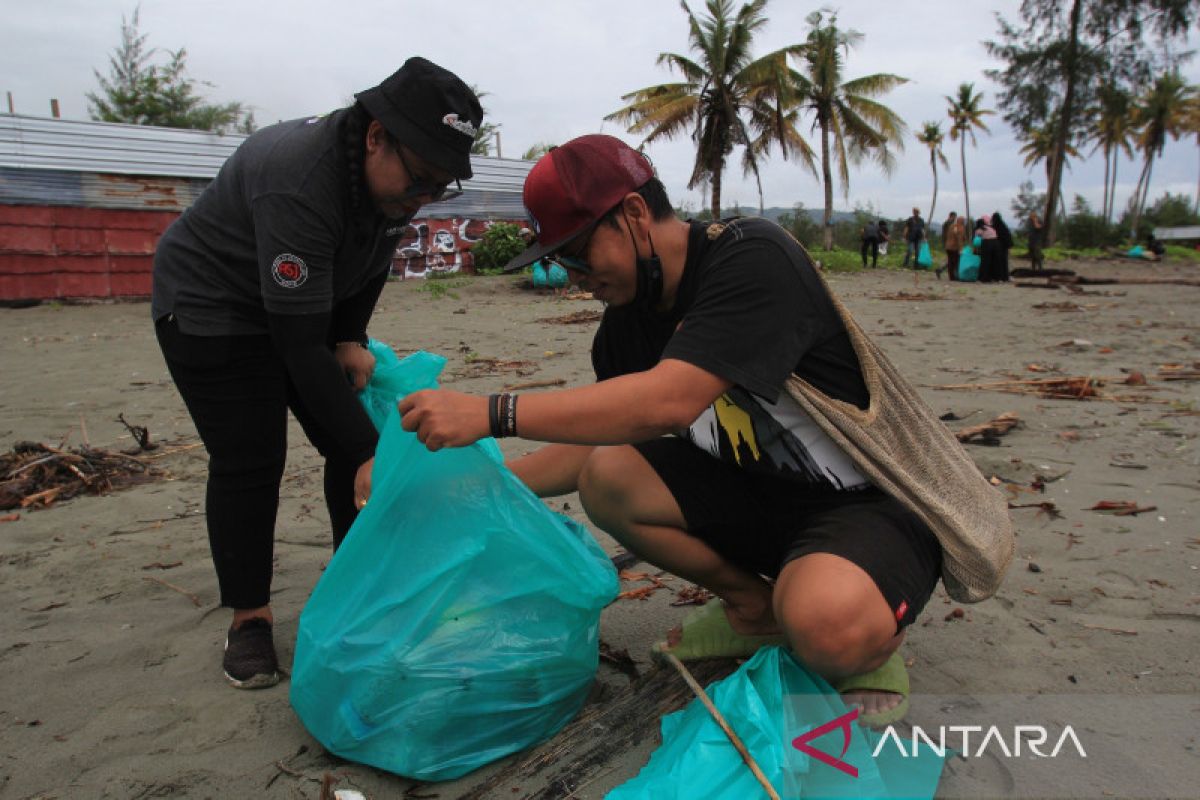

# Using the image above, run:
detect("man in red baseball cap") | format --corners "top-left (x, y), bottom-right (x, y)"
top-left (398, 134), bottom-right (1011, 725)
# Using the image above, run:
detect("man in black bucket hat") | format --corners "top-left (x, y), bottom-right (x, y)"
top-left (152, 57), bottom-right (481, 690)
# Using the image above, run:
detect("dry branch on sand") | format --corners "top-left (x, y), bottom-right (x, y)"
top-left (954, 412), bottom-right (1020, 444)
top-left (537, 310), bottom-right (604, 325)
top-left (932, 375), bottom-right (1170, 403)
top-left (0, 441), bottom-right (163, 510)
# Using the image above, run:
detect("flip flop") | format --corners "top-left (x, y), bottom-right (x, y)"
top-left (834, 651), bottom-right (910, 728)
top-left (651, 600), bottom-right (787, 662)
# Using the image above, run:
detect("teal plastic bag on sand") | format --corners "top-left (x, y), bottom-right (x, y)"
top-left (916, 241), bottom-right (933, 269)
top-left (957, 246), bottom-right (980, 282)
top-left (291, 348), bottom-right (618, 781)
top-left (607, 648), bottom-right (945, 800)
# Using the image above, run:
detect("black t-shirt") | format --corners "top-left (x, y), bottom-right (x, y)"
top-left (906, 215), bottom-right (925, 242)
top-left (151, 108), bottom-right (405, 335)
top-left (593, 218), bottom-right (871, 491)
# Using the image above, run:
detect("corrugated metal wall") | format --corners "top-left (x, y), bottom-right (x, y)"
top-left (0, 114), bottom-right (533, 300)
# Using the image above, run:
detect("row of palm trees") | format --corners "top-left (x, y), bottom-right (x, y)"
top-left (605, 0), bottom-right (906, 250)
top-left (606, 0), bottom-right (1199, 249)
top-left (916, 83), bottom-right (993, 227)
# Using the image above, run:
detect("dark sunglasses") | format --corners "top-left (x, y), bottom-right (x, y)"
top-left (546, 220), bottom-right (601, 273)
top-left (393, 143), bottom-right (463, 203)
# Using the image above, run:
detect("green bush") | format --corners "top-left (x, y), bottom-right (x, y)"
top-left (471, 222), bottom-right (527, 272)
top-left (1062, 195), bottom-right (1122, 249)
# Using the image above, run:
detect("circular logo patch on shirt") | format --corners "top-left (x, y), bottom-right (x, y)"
top-left (271, 253), bottom-right (308, 288)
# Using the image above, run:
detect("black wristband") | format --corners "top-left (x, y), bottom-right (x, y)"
top-left (487, 393), bottom-right (501, 439)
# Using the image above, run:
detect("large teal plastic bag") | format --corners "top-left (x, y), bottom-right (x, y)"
top-left (607, 648), bottom-right (944, 799)
top-left (958, 246), bottom-right (980, 282)
top-left (357, 342), bottom-right (444, 432)
top-left (916, 241), bottom-right (933, 269)
top-left (291, 349), bottom-right (618, 780)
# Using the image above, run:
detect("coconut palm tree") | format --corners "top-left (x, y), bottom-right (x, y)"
top-left (1179, 92), bottom-right (1200, 215)
top-left (1089, 83), bottom-right (1137, 225)
top-left (1018, 115), bottom-right (1081, 220)
top-left (945, 83), bottom-right (993, 226)
top-left (1129, 71), bottom-right (1193, 235)
top-left (916, 121), bottom-right (949, 223)
top-left (789, 9), bottom-right (908, 249)
top-left (606, 0), bottom-right (816, 219)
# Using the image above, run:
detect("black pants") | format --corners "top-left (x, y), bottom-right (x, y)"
top-left (861, 237), bottom-right (879, 267)
top-left (946, 249), bottom-right (960, 281)
top-left (155, 316), bottom-right (359, 609)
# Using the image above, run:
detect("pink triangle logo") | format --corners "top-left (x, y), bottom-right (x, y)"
top-left (791, 708), bottom-right (860, 778)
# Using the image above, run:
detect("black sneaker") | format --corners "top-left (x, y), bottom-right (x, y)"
top-left (223, 618), bottom-right (281, 689)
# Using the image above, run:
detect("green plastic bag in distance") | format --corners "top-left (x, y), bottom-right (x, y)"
top-left (291, 348), bottom-right (618, 780)
top-left (606, 648), bottom-right (945, 799)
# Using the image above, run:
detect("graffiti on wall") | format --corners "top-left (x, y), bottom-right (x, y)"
top-left (394, 217), bottom-right (510, 279)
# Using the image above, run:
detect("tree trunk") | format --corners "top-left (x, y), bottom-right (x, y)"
top-left (1108, 149), bottom-right (1120, 224)
top-left (929, 152), bottom-right (939, 223)
top-left (1130, 156), bottom-right (1154, 237)
top-left (960, 135), bottom-right (971, 225)
top-left (1043, 0), bottom-right (1083, 247)
top-left (1101, 143), bottom-right (1111, 224)
top-left (1194, 139), bottom-right (1199, 215)
top-left (821, 118), bottom-right (834, 250)
top-left (710, 163), bottom-right (722, 221)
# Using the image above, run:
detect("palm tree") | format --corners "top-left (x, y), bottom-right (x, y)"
top-left (1179, 92), bottom-right (1200, 215)
top-left (606, 0), bottom-right (815, 219)
top-left (1129, 71), bottom-right (1193, 236)
top-left (1090, 83), bottom-right (1137, 224)
top-left (521, 142), bottom-right (555, 161)
top-left (789, 9), bottom-right (908, 249)
top-left (946, 83), bottom-right (993, 226)
top-left (916, 121), bottom-right (949, 223)
top-left (1018, 116), bottom-right (1081, 220)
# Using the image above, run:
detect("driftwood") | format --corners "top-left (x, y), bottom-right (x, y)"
top-left (954, 412), bottom-right (1020, 444)
top-left (1, 441), bottom-right (162, 510)
top-left (935, 376), bottom-right (1101, 400)
top-left (457, 659), bottom-right (742, 800)
top-left (1021, 273), bottom-right (1200, 288)
top-left (537, 310), bottom-right (604, 325)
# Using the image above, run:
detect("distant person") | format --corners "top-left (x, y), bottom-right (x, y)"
top-left (861, 218), bottom-right (882, 268)
top-left (878, 220), bottom-right (891, 256)
top-left (940, 211), bottom-right (965, 281)
top-left (901, 207), bottom-right (925, 269)
top-left (992, 212), bottom-right (1013, 282)
top-left (976, 214), bottom-right (1000, 282)
top-left (1026, 212), bottom-right (1045, 272)
top-left (1147, 233), bottom-right (1166, 258)
top-left (152, 57), bottom-right (482, 690)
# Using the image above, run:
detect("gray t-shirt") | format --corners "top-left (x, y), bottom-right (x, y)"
top-left (152, 108), bottom-right (403, 335)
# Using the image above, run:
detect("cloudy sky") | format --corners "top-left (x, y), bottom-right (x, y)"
top-left (4, 0), bottom-right (1198, 220)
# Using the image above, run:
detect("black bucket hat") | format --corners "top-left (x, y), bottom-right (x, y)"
top-left (355, 57), bottom-right (483, 180)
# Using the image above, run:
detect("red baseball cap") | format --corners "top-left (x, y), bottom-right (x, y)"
top-left (503, 135), bottom-right (654, 272)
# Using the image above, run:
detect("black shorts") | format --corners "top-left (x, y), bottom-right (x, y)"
top-left (633, 438), bottom-right (943, 630)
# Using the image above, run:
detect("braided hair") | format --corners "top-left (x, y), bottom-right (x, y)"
top-left (342, 102), bottom-right (377, 243)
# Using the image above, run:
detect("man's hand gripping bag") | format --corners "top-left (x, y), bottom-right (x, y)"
top-left (291, 349), bottom-right (618, 780)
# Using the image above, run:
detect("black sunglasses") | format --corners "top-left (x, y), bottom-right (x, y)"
top-left (393, 143), bottom-right (463, 203)
top-left (546, 219), bottom-right (602, 274)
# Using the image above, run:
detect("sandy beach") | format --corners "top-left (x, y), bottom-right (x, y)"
top-left (1, 260), bottom-right (1198, 799)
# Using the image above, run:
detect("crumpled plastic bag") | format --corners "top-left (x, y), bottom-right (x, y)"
top-left (917, 241), bottom-right (934, 269)
top-left (607, 648), bottom-right (945, 799)
top-left (958, 246), bottom-right (981, 282)
top-left (291, 348), bottom-right (618, 781)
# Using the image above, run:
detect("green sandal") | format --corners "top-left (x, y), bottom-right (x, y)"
top-left (651, 600), bottom-right (787, 662)
top-left (834, 651), bottom-right (910, 728)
